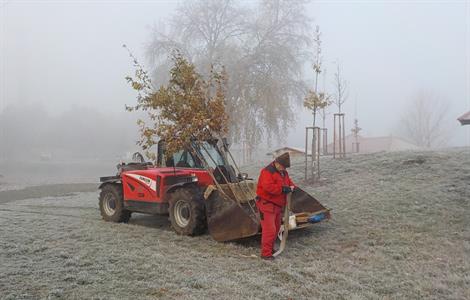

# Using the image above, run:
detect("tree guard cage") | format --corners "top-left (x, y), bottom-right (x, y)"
top-left (352, 141), bottom-right (360, 153)
top-left (305, 126), bottom-right (321, 181)
top-left (333, 113), bottom-right (346, 158)
top-left (351, 118), bottom-right (361, 153)
top-left (322, 127), bottom-right (328, 155)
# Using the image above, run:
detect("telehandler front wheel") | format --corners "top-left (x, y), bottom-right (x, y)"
top-left (168, 187), bottom-right (206, 236)
top-left (99, 184), bottom-right (131, 223)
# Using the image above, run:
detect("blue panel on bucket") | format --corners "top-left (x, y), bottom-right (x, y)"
top-left (308, 213), bottom-right (325, 223)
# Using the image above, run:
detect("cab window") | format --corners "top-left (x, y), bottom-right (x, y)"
top-left (166, 149), bottom-right (198, 168)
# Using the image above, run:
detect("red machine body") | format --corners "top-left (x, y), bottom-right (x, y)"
top-left (116, 167), bottom-right (213, 214)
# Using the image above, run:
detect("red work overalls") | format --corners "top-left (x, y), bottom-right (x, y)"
top-left (256, 163), bottom-right (295, 257)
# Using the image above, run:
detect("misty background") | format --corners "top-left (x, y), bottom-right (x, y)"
top-left (1, 0), bottom-right (469, 163)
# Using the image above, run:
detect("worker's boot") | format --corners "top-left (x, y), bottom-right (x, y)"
top-left (261, 255), bottom-right (275, 261)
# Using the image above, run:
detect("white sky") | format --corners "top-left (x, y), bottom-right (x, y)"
top-left (1, 0), bottom-right (469, 146)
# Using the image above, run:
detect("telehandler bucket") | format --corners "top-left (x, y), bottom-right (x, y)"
top-left (204, 182), bottom-right (330, 242)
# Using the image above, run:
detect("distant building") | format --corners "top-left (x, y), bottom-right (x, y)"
top-left (457, 111), bottom-right (470, 126)
top-left (267, 146), bottom-right (311, 158)
top-left (327, 135), bottom-right (420, 154)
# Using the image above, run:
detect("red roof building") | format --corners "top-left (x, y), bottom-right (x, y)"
top-left (457, 111), bottom-right (470, 126)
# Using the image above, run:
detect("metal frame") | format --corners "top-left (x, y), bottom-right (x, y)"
top-left (322, 127), bottom-right (328, 155)
top-left (305, 126), bottom-right (321, 181)
top-left (333, 113), bottom-right (346, 159)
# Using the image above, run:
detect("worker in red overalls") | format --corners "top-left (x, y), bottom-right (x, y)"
top-left (256, 152), bottom-right (295, 260)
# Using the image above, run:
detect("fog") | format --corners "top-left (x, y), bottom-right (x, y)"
top-left (1, 0), bottom-right (469, 163)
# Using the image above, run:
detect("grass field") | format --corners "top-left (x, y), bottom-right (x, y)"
top-left (0, 149), bottom-right (469, 299)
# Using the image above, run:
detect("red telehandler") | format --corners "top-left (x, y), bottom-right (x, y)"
top-left (99, 139), bottom-right (330, 243)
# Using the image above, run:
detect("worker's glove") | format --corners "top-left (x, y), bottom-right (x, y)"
top-left (282, 186), bottom-right (292, 194)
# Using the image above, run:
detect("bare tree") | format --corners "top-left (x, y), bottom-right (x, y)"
top-left (333, 63), bottom-right (348, 113)
top-left (146, 0), bottom-right (248, 84)
top-left (331, 63), bottom-right (348, 158)
top-left (319, 68), bottom-right (329, 129)
top-left (400, 92), bottom-right (451, 148)
top-left (306, 25), bottom-right (330, 128)
top-left (145, 0), bottom-right (312, 153)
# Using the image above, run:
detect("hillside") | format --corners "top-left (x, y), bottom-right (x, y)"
top-left (0, 149), bottom-right (469, 299)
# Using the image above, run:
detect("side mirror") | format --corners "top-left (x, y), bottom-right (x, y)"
top-left (237, 173), bottom-right (249, 180)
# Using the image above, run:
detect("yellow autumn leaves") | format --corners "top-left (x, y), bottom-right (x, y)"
top-left (126, 51), bottom-right (229, 160)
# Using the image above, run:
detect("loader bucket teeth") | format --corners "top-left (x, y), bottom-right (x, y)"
top-left (205, 189), bottom-right (260, 242)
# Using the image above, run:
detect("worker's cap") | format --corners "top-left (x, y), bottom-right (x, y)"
top-left (275, 152), bottom-right (291, 168)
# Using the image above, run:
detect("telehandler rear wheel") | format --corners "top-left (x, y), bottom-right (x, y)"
top-left (169, 187), bottom-right (206, 236)
top-left (99, 184), bottom-right (131, 223)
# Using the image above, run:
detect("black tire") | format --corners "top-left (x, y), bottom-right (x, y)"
top-left (168, 186), bottom-right (206, 236)
top-left (99, 184), bottom-right (131, 223)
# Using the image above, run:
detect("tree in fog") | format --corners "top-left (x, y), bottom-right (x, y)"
top-left (304, 26), bottom-right (330, 127)
top-left (126, 50), bottom-right (229, 160)
top-left (333, 63), bottom-right (348, 113)
top-left (319, 69), bottom-right (329, 130)
top-left (146, 0), bottom-right (312, 151)
top-left (304, 91), bottom-right (330, 128)
top-left (400, 92), bottom-right (450, 148)
top-left (146, 0), bottom-right (247, 80)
